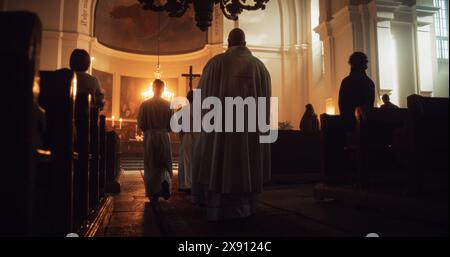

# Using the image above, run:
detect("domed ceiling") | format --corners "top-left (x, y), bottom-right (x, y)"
top-left (94, 0), bottom-right (208, 55)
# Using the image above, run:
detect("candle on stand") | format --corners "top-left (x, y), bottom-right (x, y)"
top-left (112, 115), bottom-right (115, 128)
top-left (119, 118), bottom-right (123, 130)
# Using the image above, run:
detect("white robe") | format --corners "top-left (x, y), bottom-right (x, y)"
top-left (191, 46), bottom-right (272, 220)
top-left (176, 105), bottom-right (196, 190)
top-left (138, 97), bottom-right (172, 198)
top-left (178, 132), bottom-right (193, 190)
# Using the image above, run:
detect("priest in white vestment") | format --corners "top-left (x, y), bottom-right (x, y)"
top-left (191, 28), bottom-right (272, 221)
top-left (138, 79), bottom-right (173, 202)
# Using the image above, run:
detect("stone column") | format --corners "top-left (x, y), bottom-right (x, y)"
top-left (315, 0), bottom-right (381, 112)
top-left (391, 5), bottom-right (420, 107)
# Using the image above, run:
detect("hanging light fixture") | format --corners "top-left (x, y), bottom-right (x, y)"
top-left (154, 11), bottom-right (163, 80)
top-left (138, 0), bottom-right (270, 31)
top-left (142, 12), bottom-right (175, 101)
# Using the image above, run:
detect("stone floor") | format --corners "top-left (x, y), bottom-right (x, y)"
top-left (98, 170), bottom-right (448, 237)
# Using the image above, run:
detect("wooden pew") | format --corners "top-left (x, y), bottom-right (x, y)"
top-left (407, 95), bottom-right (449, 201)
top-left (0, 11), bottom-right (43, 236)
top-left (89, 108), bottom-right (100, 210)
top-left (39, 69), bottom-right (76, 235)
top-left (99, 115), bottom-right (107, 199)
top-left (354, 107), bottom-right (408, 192)
top-left (73, 93), bottom-right (91, 230)
top-left (106, 131), bottom-right (121, 193)
top-left (41, 76), bottom-right (112, 236)
top-left (316, 102), bottom-right (448, 224)
top-left (271, 130), bottom-right (321, 174)
top-left (319, 114), bottom-right (354, 184)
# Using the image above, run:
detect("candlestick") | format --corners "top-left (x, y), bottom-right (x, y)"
top-left (119, 118), bottom-right (123, 130)
top-left (112, 115), bottom-right (115, 128)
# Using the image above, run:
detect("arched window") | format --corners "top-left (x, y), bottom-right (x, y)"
top-left (223, 0), bottom-right (281, 48)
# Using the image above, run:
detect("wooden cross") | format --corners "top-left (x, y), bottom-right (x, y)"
top-left (182, 65), bottom-right (201, 91)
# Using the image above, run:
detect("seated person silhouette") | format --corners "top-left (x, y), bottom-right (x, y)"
top-left (70, 49), bottom-right (105, 109)
top-left (300, 104), bottom-right (319, 133)
top-left (338, 52), bottom-right (375, 130)
top-left (380, 94), bottom-right (399, 109)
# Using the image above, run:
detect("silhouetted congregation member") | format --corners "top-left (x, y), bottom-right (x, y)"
top-left (300, 104), bottom-right (319, 133)
top-left (70, 49), bottom-right (105, 109)
top-left (178, 91), bottom-right (194, 192)
top-left (380, 94), bottom-right (399, 109)
top-left (338, 52), bottom-right (375, 130)
top-left (138, 79), bottom-right (173, 202)
top-left (191, 28), bottom-right (272, 221)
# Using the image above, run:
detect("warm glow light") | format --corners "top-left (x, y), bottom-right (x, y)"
top-left (72, 75), bottom-right (77, 100)
top-left (325, 98), bottom-right (336, 115)
top-left (33, 77), bottom-right (40, 96)
top-left (141, 81), bottom-right (175, 101)
top-left (89, 57), bottom-right (95, 75)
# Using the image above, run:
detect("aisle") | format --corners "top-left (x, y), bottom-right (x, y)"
top-left (98, 171), bottom-right (446, 237)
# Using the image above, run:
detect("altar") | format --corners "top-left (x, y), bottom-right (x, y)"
top-left (107, 119), bottom-right (180, 161)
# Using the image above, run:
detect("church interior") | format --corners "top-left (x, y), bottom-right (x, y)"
top-left (0, 0), bottom-right (449, 238)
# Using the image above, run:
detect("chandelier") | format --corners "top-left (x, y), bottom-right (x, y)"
top-left (141, 12), bottom-right (175, 101)
top-left (138, 0), bottom-right (270, 31)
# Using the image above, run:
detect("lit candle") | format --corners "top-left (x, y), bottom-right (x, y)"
top-left (119, 118), bottom-right (123, 130)
top-left (112, 115), bottom-right (115, 128)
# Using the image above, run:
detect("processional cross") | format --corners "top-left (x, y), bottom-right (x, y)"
top-left (182, 66), bottom-right (201, 91)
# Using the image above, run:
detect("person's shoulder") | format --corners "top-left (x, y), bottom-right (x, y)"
top-left (389, 103), bottom-right (400, 109)
top-left (160, 98), bottom-right (171, 108)
top-left (208, 53), bottom-right (226, 64)
top-left (76, 72), bottom-right (92, 78)
top-left (369, 78), bottom-right (375, 87)
top-left (141, 98), bottom-right (154, 107)
top-left (202, 53), bottom-right (225, 72)
top-left (250, 56), bottom-right (270, 74)
top-left (151, 97), bottom-right (171, 108)
top-left (77, 72), bottom-right (98, 82)
top-left (252, 56), bottom-right (266, 67)
top-left (365, 77), bottom-right (375, 90)
top-left (341, 75), bottom-right (352, 86)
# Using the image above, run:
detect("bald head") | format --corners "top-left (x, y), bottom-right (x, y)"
top-left (228, 28), bottom-right (246, 48)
